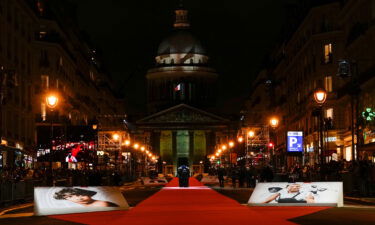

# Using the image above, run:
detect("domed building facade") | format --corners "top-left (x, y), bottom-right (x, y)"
top-left (135, 6), bottom-right (236, 175)
top-left (146, 7), bottom-right (218, 113)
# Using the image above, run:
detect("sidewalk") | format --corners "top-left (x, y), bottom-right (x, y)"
top-left (344, 197), bottom-right (375, 206)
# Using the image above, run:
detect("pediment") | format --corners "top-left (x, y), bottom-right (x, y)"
top-left (137, 104), bottom-right (228, 124)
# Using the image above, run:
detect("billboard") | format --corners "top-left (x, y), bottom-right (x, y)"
top-left (34, 186), bottom-right (129, 216)
top-left (287, 131), bottom-right (303, 152)
top-left (248, 182), bottom-right (343, 207)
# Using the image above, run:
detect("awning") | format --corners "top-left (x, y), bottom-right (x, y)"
top-left (0, 145), bottom-right (31, 154)
top-left (0, 145), bottom-right (20, 152)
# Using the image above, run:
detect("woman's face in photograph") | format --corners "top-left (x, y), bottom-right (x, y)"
top-left (64, 194), bottom-right (91, 204)
top-left (287, 184), bottom-right (301, 193)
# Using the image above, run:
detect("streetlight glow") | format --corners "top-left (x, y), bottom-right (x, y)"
top-left (248, 130), bottom-right (255, 138)
top-left (229, 141), bottom-right (234, 147)
top-left (237, 136), bottom-right (244, 143)
top-left (314, 88), bottom-right (327, 104)
top-left (133, 143), bottom-right (139, 149)
top-left (125, 140), bottom-right (131, 146)
top-left (140, 146), bottom-right (145, 151)
top-left (221, 144), bottom-right (227, 150)
top-left (46, 94), bottom-right (58, 108)
top-left (112, 133), bottom-right (120, 141)
top-left (270, 117), bottom-right (279, 128)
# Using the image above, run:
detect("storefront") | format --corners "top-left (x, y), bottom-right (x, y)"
top-left (0, 145), bottom-right (29, 169)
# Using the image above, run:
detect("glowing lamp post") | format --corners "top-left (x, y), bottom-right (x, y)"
top-left (269, 117), bottom-right (279, 167)
top-left (313, 88), bottom-right (327, 105)
top-left (112, 133), bottom-right (120, 141)
top-left (314, 88), bottom-right (327, 165)
top-left (269, 117), bottom-right (279, 129)
top-left (46, 95), bottom-right (58, 109)
top-left (46, 93), bottom-right (58, 173)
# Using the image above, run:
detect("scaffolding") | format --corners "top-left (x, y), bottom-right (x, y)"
top-left (97, 131), bottom-right (128, 152)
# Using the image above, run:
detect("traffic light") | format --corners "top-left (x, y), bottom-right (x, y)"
top-left (268, 142), bottom-right (274, 148)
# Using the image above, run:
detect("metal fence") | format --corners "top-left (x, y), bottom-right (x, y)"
top-left (0, 179), bottom-right (45, 206)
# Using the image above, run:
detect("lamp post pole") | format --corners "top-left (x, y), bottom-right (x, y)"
top-left (46, 94), bottom-right (58, 173)
top-left (245, 131), bottom-right (249, 167)
top-left (337, 60), bottom-right (360, 161)
top-left (313, 87), bottom-right (327, 165)
top-left (269, 117), bottom-right (279, 168)
top-left (319, 106), bottom-right (324, 165)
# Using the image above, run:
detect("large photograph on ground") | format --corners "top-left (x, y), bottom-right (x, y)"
top-left (34, 186), bottom-right (129, 215)
top-left (248, 182), bottom-right (343, 207)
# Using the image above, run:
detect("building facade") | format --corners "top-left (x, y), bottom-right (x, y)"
top-left (244, 0), bottom-right (375, 168)
top-left (0, 0), bottom-right (124, 169)
top-left (135, 6), bottom-right (236, 175)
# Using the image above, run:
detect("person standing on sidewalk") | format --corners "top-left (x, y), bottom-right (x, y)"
top-left (217, 166), bottom-right (225, 188)
top-left (231, 166), bottom-right (239, 188)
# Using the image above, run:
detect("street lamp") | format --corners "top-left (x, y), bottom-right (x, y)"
top-left (337, 59), bottom-right (360, 161)
top-left (46, 93), bottom-right (59, 173)
top-left (269, 117), bottom-right (279, 168)
top-left (269, 117), bottom-right (279, 129)
top-left (112, 133), bottom-right (120, 141)
top-left (313, 87), bottom-right (327, 165)
top-left (246, 130), bottom-right (255, 166)
top-left (313, 88), bottom-right (327, 105)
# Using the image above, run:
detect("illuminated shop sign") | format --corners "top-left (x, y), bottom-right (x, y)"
top-left (325, 137), bottom-right (337, 142)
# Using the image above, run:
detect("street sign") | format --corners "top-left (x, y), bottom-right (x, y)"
top-left (287, 131), bottom-right (303, 152)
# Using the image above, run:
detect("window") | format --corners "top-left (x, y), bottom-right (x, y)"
top-left (89, 70), bottom-right (95, 81)
top-left (41, 103), bottom-right (46, 121)
top-left (324, 76), bottom-right (333, 92)
top-left (41, 75), bottom-right (49, 89)
top-left (324, 43), bottom-right (333, 63)
top-left (59, 56), bottom-right (63, 66)
top-left (325, 108), bottom-right (333, 119)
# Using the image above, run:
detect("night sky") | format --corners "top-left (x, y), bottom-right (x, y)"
top-left (72, 0), bottom-right (288, 115)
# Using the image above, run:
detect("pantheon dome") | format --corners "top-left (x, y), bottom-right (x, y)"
top-left (157, 30), bottom-right (206, 56)
top-left (146, 6), bottom-right (218, 113)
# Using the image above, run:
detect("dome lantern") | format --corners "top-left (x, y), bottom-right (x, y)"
top-left (174, 1), bottom-right (190, 29)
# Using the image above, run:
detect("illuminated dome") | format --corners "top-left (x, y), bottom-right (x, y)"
top-left (157, 30), bottom-right (206, 56)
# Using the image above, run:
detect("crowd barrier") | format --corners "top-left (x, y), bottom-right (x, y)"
top-left (0, 179), bottom-right (45, 206)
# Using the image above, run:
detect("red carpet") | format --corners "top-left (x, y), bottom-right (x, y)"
top-left (51, 178), bottom-right (330, 225)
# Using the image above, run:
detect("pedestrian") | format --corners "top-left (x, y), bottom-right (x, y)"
top-left (177, 165), bottom-right (190, 187)
top-left (231, 166), bottom-right (238, 188)
top-left (217, 166), bottom-right (225, 188)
